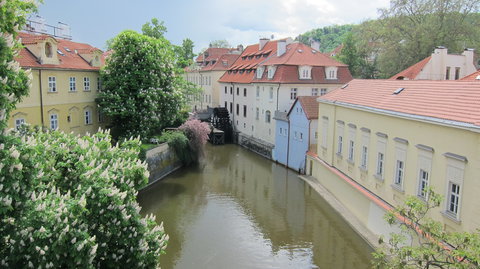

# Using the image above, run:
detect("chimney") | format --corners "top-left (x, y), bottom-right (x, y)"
top-left (277, 40), bottom-right (287, 57)
top-left (259, 38), bottom-right (269, 50)
top-left (310, 39), bottom-right (320, 51)
top-left (434, 46), bottom-right (447, 56)
top-left (462, 48), bottom-right (474, 64)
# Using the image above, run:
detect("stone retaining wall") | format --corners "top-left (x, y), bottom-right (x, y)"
top-left (145, 143), bottom-right (182, 186)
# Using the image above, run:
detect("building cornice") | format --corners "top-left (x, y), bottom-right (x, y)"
top-left (318, 99), bottom-right (480, 133)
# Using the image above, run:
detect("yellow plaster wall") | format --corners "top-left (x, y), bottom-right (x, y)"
top-left (314, 102), bottom-right (480, 233)
top-left (8, 69), bottom-right (104, 135)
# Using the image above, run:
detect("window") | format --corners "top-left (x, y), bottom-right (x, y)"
top-left (236, 87), bottom-right (239, 95)
top-left (336, 122), bottom-right (344, 155)
top-left (447, 183), bottom-right (460, 216)
top-left (98, 111), bottom-right (104, 123)
top-left (229, 102), bottom-right (233, 113)
top-left (348, 125), bottom-right (356, 162)
top-left (236, 104), bottom-right (239, 115)
top-left (294, 131), bottom-right (297, 140)
top-left (326, 66), bottom-right (338, 79)
top-left (244, 88), bottom-right (247, 97)
top-left (376, 152), bottom-right (384, 177)
top-left (290, 88), bottom-right (297, 100)
top-left (48, 77), bottom-right (56, 92)
top-left (314, 132), bottom-right (318, 139)
top-left (267, 66), bottom-right (275, 79)
top-left (225, 86), bottom-right (227, 94)
top-left (312, 88), bottom-right (318, 96)
top-left (394, 160), bottom-right (404, 186)
top-left (69, 77), bottom-right (76, 92)
top-left (269, 87), bottom-right (273, 101)
top-left (299, 66), bottom-right (312, 79)
top-left (265, 110), bottom-right (271, 123)
top-left (243, 105), bottom-right (247, 117)
top-left (50, 114), bottom-right (58, 130)
top-left (256, 107), bottom-right (259, 120)
top-left (256, 86), bottom-right (260, 98)
top-left (321, 117), bottom-right (328, 149)
top-left (15, 118), bottom-right (25, 130)
top-left (83, 77), bottom-right (90, 91)
top-left (224, 101), bottom-right (227, 108)
top-left (361, 146), bottom-right (368, 168)
top-left (230, 87), bottom-right (233, 95)
top-left (299, 132), bottom-right (303, 141)
top-left (446, 67), bottom-right (451, 80)
top-left (45, 42), bottom-right (52, 58)
top-left (256, 67), bottom-right (264, 78)
top-left (84, 109), bottom-right (92, 125)
top-left (455, 67), bottom-right (460, 80)
top-left (97, 77), bottom-right (102, 91)
top-left (279, 128), bottom-right (283, 135)
top-left (393, 141), bottom-right (407, 189)
top-left (418, 169), bottom-right (429, 199)
top-left (320, 88), bottom-right (327, 96)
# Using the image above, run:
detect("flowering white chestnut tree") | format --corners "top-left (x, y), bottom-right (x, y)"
top-left (0, 129), bottom-right (168, 268)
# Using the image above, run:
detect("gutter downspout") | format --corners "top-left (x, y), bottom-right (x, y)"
top-left (275, 83), bottom-right (281, 111)
top-left (38, 69), bottom-right (45, 127)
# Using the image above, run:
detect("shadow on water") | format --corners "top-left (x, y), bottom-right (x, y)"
top-left (138, 144), bottom-right (373, 269)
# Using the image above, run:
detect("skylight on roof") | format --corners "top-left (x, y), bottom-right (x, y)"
top-left (393, 87), bottom-right (405, 94)
top-left (476, 75), bottom-right (480, 80)
top-left (341, 83), bottom-right (349, 89)
top-left (64, 47), bottom-right (71, 52)
top-left (57, 49), bottom-right (65, 56)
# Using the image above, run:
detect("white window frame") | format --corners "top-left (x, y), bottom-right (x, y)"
top-left (375, 135), bottom-right (387, 180)
top-left (320, 88), bottom-right (327, 96)
top-left (444, 155), bottom-right (465, 220)
top-left (269, 87), bottom-right (274, 101)
top-left (348, 125), bottom-right (356, 163)
top-left (290, 88), bottom-right (297, 100)
top-left (393, 143), bottom-right (407, 190)
top-left (50, 113), bottom-right (58, 130)
top-left (360, 130), bottom-right (370, 170)
top-left (311, 88), bottom-right (318, 96)
top-left (15, 118), bottom-right (25, 130)
top-left (416, 148), bottom-right (433, 200)
top-left (265, 110), bottom-right (271, 123)
top-left (69, 77), bottom-right (76, 92)
top-left (48, 76), bottom-right (56, 92)
top-left (418, 169), bottom-right (429, 199)
top-left (84, 108), bottom-right (92, 125)
top-left (83, 77), bottom-right (90, 91)
top-left (377, 152), bottom-right (384, 177)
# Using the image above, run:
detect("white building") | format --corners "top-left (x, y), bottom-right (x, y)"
top-left (219, 38), bottom-right (352, 158)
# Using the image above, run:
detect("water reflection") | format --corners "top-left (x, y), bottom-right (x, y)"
top-left (138, 144), bottom-right (373, 269)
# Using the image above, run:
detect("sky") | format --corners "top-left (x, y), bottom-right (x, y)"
top-left (36, 0), bottom-right (390, 53)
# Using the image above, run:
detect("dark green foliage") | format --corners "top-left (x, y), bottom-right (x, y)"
top-left (97, 30), bottom-right (183, 140)
top-left (297, 25), bottom-right (355, 53)
top-left (160, 131), bottom-right (192, 165)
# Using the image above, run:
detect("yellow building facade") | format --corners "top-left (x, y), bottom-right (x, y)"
top-left (9, 32), bottom-right (104, 135)
top-left (307, 79), bottom-right (480, 239)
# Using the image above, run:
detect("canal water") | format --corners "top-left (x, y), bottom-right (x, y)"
top-left (138, 144), bottom-right (373, 269)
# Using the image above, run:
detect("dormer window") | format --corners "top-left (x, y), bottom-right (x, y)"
top-left (325, 66), bottom-right (338, 80)
top-left (256, 67), bottom-right (264, 79)
top-left (45, 42), bottom-right (53, 58)
top-left (299, 66), bottom-right (312, 79)
top-left (267, 66), bottom-right (276, 79)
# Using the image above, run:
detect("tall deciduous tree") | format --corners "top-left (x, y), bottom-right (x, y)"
top-left (0, 0), bottom-right (37, 131)
top-left (141, 18), bottom-right (167, 39)
top-left (358, 0), bottom-right (480, 78)
top-left (209, 39), bottom-right (231, 48)
top-left (97, 30), bottom-right (183, 140)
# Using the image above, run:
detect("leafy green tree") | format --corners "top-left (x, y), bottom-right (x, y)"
top-left (175, 38), bottom-right (196, 68)
top-left (0, 128), bottom-right (168, 268)
top-left (373, 189), bottom-right (480, 268)
top-left (298, 25), bottom-right (355, 52)
top-left (97, 30), bottom-right (183, 140)
top-left (358, 0), bottom-right (480, 78)
top-left (337, 32), bottom-right (362, 77)
top-left (0, 0), bottom-right (38, 131)
top-left (141, 18), bottom-right (167, 39)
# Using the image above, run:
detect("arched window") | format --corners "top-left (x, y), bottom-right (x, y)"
top-left (265, 110), bottom-right (271, 123)
top-left (45, 42), bottom-right (52, 58)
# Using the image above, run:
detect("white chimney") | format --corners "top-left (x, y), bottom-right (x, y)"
top-left (277, 40), bottom-right (286, 57)
top-left (462, 48), bottom-right (474, 64)
top-left (259, 38), bottom-right (269, 50)
top-left (311, 40), bottom-right (320, 51)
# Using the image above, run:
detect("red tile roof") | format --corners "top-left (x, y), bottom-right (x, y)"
top-left (296, 96), bottom-right (319, 120)
top-left (319, 79), bottom-right (480, 127)
top-left (196, 48), bottom-right (233, 63)
top-left (263, 42), bottom-right (347, 67)
top-left (390, 56), bottom-right (431, 80)
top-left (461, 69), bottom-right (480, 81)
top-left (218, 39), bottom-right (280, 83)
top-left (16, 32), bottom-right (103, 71)
top-left (254, 64), bottom-right (352, 84)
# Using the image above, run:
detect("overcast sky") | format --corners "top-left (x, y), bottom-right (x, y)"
top-left (36, 0), bottom-right (389, 53)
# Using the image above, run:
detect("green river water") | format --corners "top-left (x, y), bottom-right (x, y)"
top-left (138, 144), bottom-right (373, 269)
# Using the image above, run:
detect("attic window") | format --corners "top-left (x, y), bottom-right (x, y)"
top-left (57, 50), bottom-right (65, 56)
top-left (45, 42), bottom-right (53, 58)
top-left (242, 56), bottom-right (247, 60)
top-left (64, 47), bottom-right (71, 52)
top-left (393, 87), bottom-right (405, 94)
